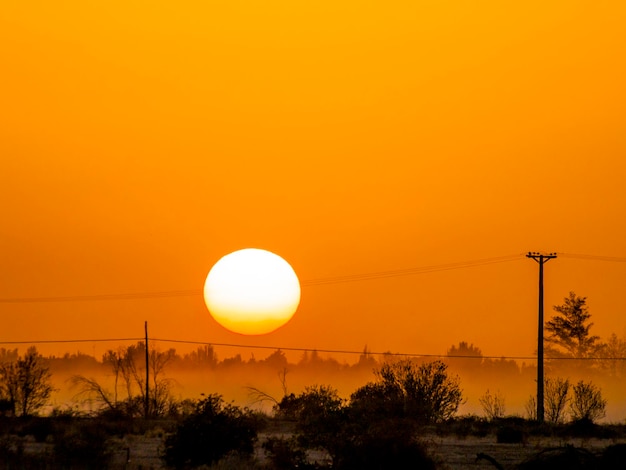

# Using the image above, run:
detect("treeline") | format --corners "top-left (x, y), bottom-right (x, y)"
top-left (0, 291), bottom-right (624, 419)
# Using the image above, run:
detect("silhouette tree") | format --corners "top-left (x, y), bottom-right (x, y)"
top-left (0, 347), bottom-right (54, 416)
top-left (183, 345), bottom-right (218, 368)
top-left (261, 349), bottom-right (288, 371)
top-left (355, 344), bottom-right (378, 371)
top-left (545, 292), bottom-right (600, 359)
top-left (72, 342), bottom-right (175, 417)
top-left (447, 341), bottom-right (483, 372)
top-left (447, 341), bottom-right (483, 358)
top-left (598, 333), bottom-right (626, 378)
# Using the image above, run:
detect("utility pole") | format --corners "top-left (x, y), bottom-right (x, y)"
top-left (145, 321), bottom-right (150, 419)
top-left (526, 252), bottom-right (557, 423)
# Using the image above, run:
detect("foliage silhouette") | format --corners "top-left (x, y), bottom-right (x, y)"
top-left (546, 292), bottom-right (600, 359)
top-left (72, 342), bottom-right (176, 417)
top-left (332, 419), bottom-right (438, 470)
top-left (544, 377), bottom-right (570, 424)
top-left (53, 419), bottom-right (112, 468)
top-left (364, 359), bottom-right (463, 424)
top-left (0, 347), bottom-right (54, 417)
top-left (569, 380), bottom-right (606, 423)
top-left (276, 384), bottom-right (346, 457)
top-left (163, 394), bottom-right (260, 469)
top-left (263, 436), bottom-right (322, 470)
top-left (479, 389), bottom-right (506, 420)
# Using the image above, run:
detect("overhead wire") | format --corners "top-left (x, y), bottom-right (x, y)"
top-left (1, 252), bottom-right (625, 360)
top-left (301, 254), bottom-right (523, 286)
top-left (1, 252), bottom-right (624, 304)
top-left (149, 337), bottom-right (626, 361)
top-left (0, 338), bottom-right (142, 345)
top-left (1, 336), bottom-right (625, 361)
top-left (0, 254), bottom-right (525, 303)
top-left (558, 253), bottom-right (626, 263)
top-left (0, 290), bottom-right (200, 304)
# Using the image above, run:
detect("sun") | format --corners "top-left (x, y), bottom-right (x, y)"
top-left (203, 248), bottom-right (301, 335)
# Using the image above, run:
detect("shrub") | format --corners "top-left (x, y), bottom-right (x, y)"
top-left (601, 443), bottom-right (626, 469)
top-left (479, 389), bottom-right (506, 420)
top-left (525, 395), bottom-right (537, 421)
top-left (23, 417), bottom-right (54, 443)
top-left (496, 424), bottom-right (526, 444)
top-left (276, 385), bottom-right (346, 453)
top-left (263, 436), bottom-right (317, 470)
top-left (566, 417), bottom-right (598, 437)
top-left (0, 434), bottom-right (49, 469)
top-left (354, 359), bottom-right (463, 424)
top-left (517, 446), bottom-right (596, 470)
top-left (333, 419), bottom-right (438, 470)
top-left (53, 420), bottom-right (112, 468)
top-left (569, 380), bottom-right (606, 423)
top-left (545, 377), bottom-right (570, 424)
top-left (162, 394), bottom-right (260, 469)
top-left (495, 417), bottom-right (527, 444)
top-left (445, 416), bottom-right (490, 438)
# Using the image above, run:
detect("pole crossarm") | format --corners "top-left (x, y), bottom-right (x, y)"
top-left (526, 252), bottom-right (558, 262)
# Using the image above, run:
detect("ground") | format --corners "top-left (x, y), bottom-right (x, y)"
top-left (7, 424), bottom-right (626, 469)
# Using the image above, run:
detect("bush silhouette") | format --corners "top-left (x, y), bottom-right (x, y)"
top-left (332, 418), bottom-right (438, 470)
top-left (163, 394), bottom-right (260, 468)
top-left (352, 359), bottom-right (463, 424)
top-left (53, 420), bottom-right (111, 468)
top-left (263, 436), bottom-right (321, 470)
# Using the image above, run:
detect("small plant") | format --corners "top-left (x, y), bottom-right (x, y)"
top-left (524, 395), bottom-right (537, 421)
top-left (479, 389), bottom-right (506, 420)
top-left (517, 446), bottom-right (596, 469)
top-left (447, 416), bottom-right (490, 438)
top-left (53, 420), bottom-right (112, 468)
top-left (496, 423), bottom-right (526, 444)
top-left (0, 347), bottom-right (55, 417)
top-left (22, 417), bottom-right (54, 443)
top-left (263, 436), bottom-right (312, 470)
top-left (545, 377), bottom-right (570, 424)
top-left (333, 420), bottom-right (439, 470)
top-left (364, 359), bottom-right (463, 424)
top-left (162, 394), bottom-right (261, 469)
top-left (569, 380), bottom-right (606, 423)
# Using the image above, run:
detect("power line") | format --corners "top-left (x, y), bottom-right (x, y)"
top-left (0, 338), bottom-right (142, 344)
top-left (1, 252), bottom-right (624, 304)
top-left (151, 338), bottom-right (626, 361)
top-left (2, 336), bottom-right (625, 361)
top-left (0, 290), bottom-right (200, 304)
top-left (302, 254), bottom-right (523, 286)
top-left (558, 253), bottom-right (626, 263)
top-left (152, 338), bottom-right (540, 359)
top-left (0, 254), bottom-right (524, 303)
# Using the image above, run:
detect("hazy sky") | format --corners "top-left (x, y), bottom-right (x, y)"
top-left (2, 1), bottom-right (625, 360)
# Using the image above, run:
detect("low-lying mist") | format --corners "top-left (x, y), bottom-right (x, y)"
top-left (32, 343), bottom-right (626, 423)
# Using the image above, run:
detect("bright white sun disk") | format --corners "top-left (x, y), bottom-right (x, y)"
top-left (203, 249), bottom-right (301, 334)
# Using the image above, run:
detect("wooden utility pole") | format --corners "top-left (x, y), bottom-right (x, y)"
top-left (526, 252), bottom-right (557, 423)
top-left (145, 321), bottom-right (150, 419)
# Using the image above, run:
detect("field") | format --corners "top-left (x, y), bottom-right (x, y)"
top-left (3, 417), bottom-right (626, 469)
top-left (427, 434), bottom-right (626, 469)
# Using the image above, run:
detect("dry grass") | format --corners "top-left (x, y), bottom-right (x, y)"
top-left (424, 433), bottom-right (626, 469)
top-left (4, 419), bottom-right (626, 469)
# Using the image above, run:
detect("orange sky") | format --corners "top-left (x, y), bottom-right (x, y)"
top-left (1, 1), bottom-right (625, 361)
